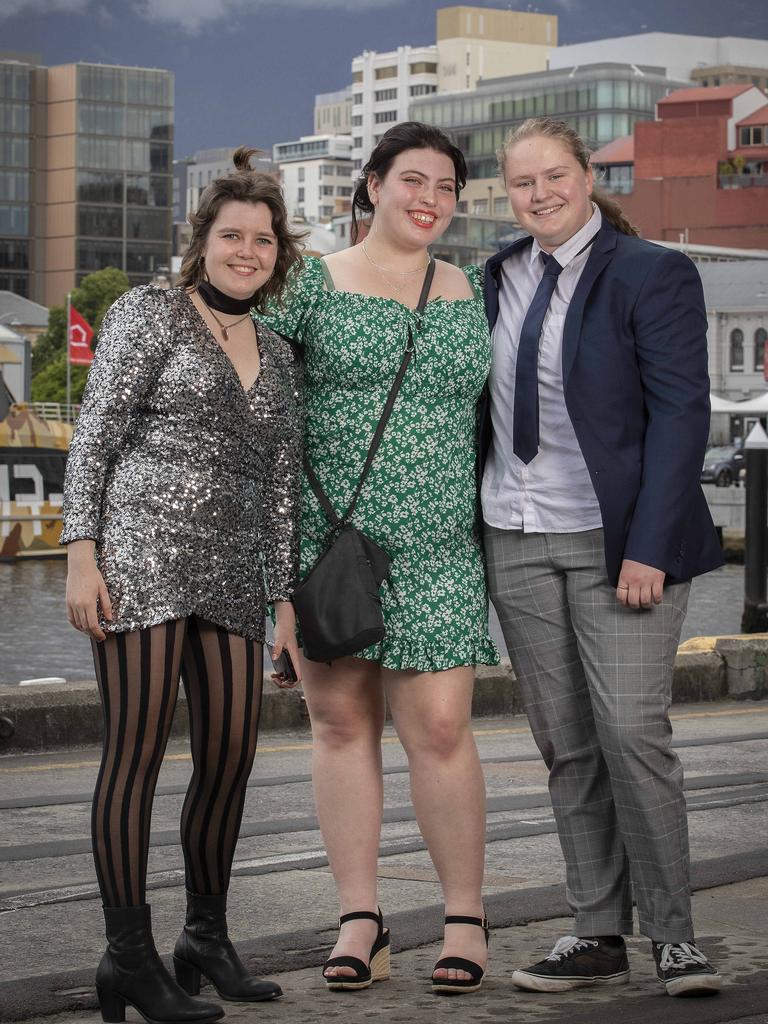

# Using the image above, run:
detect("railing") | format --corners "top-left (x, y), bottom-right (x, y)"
top-left (29, 402), bottom-right (80, 423)
top-left (719, 174), bottom-right (768, 189)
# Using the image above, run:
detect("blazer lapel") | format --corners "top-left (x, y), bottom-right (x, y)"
top-left (561, 225), bottom-right (617, 387)
top-left (484, 237), bottom-right (533, 329)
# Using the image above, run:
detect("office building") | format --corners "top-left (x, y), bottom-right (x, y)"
top-left (273, 134), bottom-right (353, 223)
top-left (549, 32), bottom-right (768, 85)
top-left (411, 62), bottom-right (689, 213)
top-left (0, 58), bottom-right (45, 301)
top-left (351, 46), bottom-right (439, 172)
top-left (314, 87), bottom-right (353, 136)
top-left (350, 5), bottom-right (558, 172)
top-left (436, 5), bottom-right (556, 93)
top-left (0, 57), bottom-right (175, 307)
top-left (592, 84), bottom-right (768, 249)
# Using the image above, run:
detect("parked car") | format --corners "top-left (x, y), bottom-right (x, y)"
top-left (701, 444), bottom-right (745, 487)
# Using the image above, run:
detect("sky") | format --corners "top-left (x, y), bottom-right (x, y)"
top-left (2, 0), bottom-right (768, 156)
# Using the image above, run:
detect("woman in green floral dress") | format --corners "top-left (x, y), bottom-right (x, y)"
top-left (261, 123), bottom-right (498, 995)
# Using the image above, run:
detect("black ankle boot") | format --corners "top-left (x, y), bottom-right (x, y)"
top-left (173, 891), bottom-right (282, 1002)
top-left (96, 905), bottom-right (224, 1024)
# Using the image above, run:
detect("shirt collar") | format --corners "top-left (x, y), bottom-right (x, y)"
top-left (529, 203), bottom-right (602, 269)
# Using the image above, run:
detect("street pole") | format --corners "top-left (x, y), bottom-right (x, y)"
top-left (65, 291), bottom-right (71, 415)
top-left (741, 422), bottom-right (768, 633)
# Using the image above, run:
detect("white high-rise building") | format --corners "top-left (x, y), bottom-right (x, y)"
top-left (549, 33), bottom-right (768, 83)
top-left (351, 46), bottom-right (439, 172)
top-left (273, 134), bottom-right (353, 224)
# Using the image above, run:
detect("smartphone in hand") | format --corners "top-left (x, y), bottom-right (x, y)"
top-left (266, 641), bottom-right (298, 683)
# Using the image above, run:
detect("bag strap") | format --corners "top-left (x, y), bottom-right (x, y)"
top-left (305, 258), bottom-right (436, 530)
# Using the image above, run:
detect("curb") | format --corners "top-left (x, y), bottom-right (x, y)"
top-left (1, 636), bottom-right (766, 754)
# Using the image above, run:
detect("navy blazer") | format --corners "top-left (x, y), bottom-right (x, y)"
top-left (481, 221), bottom-right (724, 586)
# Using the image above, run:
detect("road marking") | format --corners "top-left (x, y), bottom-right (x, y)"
top-left (1, 706), bottom-right (765, 774)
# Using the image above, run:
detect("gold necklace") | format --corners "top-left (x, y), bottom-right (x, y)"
top-left (199, 297), bottom-right (252, 342)
top-left (362, 238), bottom-right (430, 296)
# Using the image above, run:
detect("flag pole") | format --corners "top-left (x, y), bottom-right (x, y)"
top-left (66, 291), bottom-right (71, 417)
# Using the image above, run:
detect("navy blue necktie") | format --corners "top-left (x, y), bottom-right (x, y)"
top-left (513, 252), bottom-right (564, 464)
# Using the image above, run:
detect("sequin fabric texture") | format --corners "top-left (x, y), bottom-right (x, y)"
top-left (61, 285), bottom-right (302, 641)
top-left (261, 256), bottom-right (499, 672)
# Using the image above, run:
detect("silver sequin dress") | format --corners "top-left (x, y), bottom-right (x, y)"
top-left (61, 285), bottom-right (302, 641)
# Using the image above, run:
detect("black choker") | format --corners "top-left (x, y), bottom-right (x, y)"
top-left (197, 279), bottom-right (255, 315)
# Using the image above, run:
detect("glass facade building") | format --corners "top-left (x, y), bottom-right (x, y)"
top-left (0, 60), bottom-right (38, 298)
top-left (72, 64), bottom-right (173, 289)
top-left (410, 63), bottom-right (689, 180)
top-left (0, 60), bottom-right (173, 305)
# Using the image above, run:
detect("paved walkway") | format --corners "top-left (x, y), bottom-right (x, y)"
top-left (5, 879), bottom-right (767, 1024)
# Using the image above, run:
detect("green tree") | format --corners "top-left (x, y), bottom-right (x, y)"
top-left (31, 266), bottom-right (130, 403)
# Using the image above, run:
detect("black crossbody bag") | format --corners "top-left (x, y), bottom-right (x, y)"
top-left (292, 259), bottom-right (436, 663)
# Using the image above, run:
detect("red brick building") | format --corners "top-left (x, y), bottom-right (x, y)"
top-left (592, 85), bottom-right (768, 249)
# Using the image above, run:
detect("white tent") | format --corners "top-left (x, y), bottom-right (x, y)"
top-left (710, 392), bottom-right (768, 414)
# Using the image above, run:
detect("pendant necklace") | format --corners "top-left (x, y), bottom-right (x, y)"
top-left (362, 238), bottom-right (430, 297)
top-left (200, 304), bottom-right (251, 342)
top-left (196, 279), bottom-right (255, 341)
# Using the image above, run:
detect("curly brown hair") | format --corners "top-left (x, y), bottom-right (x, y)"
top-left (180, 146), bottom-right (306, 312)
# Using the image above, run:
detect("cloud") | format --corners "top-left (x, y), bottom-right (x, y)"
top-left (131, 0), bottom-right (401, 33)
top-left (0, 0), bottom-right (89, 19)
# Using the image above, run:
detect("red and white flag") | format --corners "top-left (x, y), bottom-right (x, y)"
top-left (68, 306), bottom-right (94, 366)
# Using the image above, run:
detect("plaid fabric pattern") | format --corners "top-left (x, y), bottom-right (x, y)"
top-left (485, 526), bottom-right (694, 942)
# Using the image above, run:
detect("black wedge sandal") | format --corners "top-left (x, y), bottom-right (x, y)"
top-left (431, 913), bottom-right (490, 995)
top-left (322, 909), bottom-right (390, 991)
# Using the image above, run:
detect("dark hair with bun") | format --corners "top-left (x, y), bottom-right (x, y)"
top-left (351, 122), bottom-right (468, 243)
top-left (180, 146), bottom-right (305, 311)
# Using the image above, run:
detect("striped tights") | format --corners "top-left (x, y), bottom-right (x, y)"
top-left (90, 615), bottom-right (262, 907)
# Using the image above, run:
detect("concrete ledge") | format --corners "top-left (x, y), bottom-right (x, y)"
top-left (1, 635), bottom-right (767, 754)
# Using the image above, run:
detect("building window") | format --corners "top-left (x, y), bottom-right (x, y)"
top-left (375, 88), bottom-right (397, 102)
top-left (493, 196), bottom-right (509, 215)
top-left (409, 62), bottom-right (437, 75)
top-left (352, 114), bottom-right (363, 126)
top-left (374, 110), bottom-right (398, 124)
top-left (472, 199), bottom-right (488, 215)
top-left (336, 185), bottom-right (352, 196)
top-left (456, 200), bottom-right (468, 213)
top-left (352, 71), bottom-right (363, 83)
top-left (375, 66), bottom-right (397, 80)
top-left (353, 93), bottom-right (362, 104)
top-left (755, 328), bottom-right (767, 374)
top-left (298, 166), bottom-right (305, 182)
top-left (410, 84), bottom-right (437, 97)
top-left (730, 329), bottom-right (744, 371)
top-left (740, 126), bottom-right (764, 146)
top-left (319, 185), bottom-right (334, 196)
top-left (297, 187), bottom-right (305, 202)
top-left (353, 137), bottom-right (363, 148)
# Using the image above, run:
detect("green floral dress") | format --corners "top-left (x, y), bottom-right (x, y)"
top-left (261, 256), bottom-right (498, 672)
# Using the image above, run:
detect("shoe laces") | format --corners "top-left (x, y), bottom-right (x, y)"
top-left (545, 936), bottom-right (598, 961)
top-left (656, 941), bottom-right (708, 971)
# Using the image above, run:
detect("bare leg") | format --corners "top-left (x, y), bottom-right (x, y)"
top-left (385, 666), bottom-right (487, 983)
top-left (302, 655), bottom-right (386, 978)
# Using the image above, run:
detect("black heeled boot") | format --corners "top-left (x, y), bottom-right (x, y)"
top-left (96, 905), bottom-right (224, 1024)
top-left (173, 891), bottom-right (282, 1002)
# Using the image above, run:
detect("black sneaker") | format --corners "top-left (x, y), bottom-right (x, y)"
top-left (512, 935), bottom-right (630, 992)
top-left (652, 941), bottom-right (722, 996)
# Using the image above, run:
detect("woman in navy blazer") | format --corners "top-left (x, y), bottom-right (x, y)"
top-left (481, 117), bottom-right (724, 998)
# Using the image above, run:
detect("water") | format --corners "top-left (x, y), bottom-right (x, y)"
top-left (0, 559), bottom-right (749, 685)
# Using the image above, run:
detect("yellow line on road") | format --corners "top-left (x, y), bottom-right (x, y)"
top-left (1, 705), bottom-right (766, 774)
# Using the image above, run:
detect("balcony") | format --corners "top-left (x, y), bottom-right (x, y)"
top-left (719, 173), bottom-right (768, 189)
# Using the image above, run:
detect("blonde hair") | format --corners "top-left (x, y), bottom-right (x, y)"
top-left (498, 117), bottom-right (639, 238)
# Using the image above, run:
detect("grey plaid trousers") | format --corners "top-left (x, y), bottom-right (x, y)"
top-left (485, 526), bottom-right (694, 942)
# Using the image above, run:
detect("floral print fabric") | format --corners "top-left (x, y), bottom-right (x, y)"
top-left (260, 256), bottom-right (498, 671)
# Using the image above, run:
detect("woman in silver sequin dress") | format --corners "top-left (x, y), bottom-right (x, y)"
top-left (61, 149), bottom-right (304, 1024)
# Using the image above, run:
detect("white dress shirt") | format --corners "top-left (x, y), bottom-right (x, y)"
top-left (482, 205), bottom-right (603, 533)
